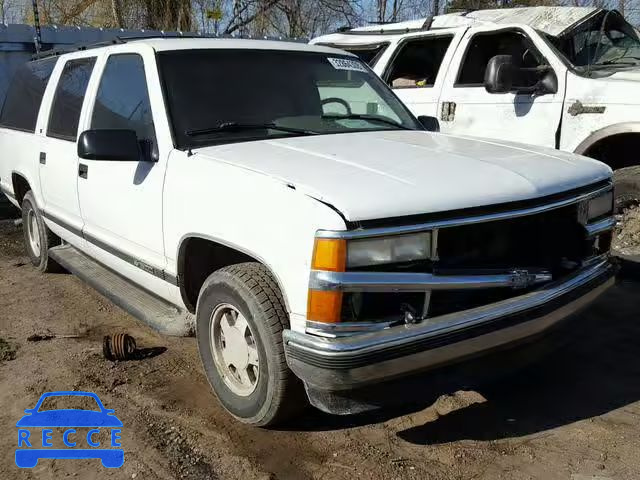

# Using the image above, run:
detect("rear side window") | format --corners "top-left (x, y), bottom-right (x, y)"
top-left (387, 36), bottom-right (453, 88)
top-left (0, 57), bottom-right (58, 132)
top-left (91, 54), bottom-right (157, 158)
top-left (47, 57), bottom-right (96, 141)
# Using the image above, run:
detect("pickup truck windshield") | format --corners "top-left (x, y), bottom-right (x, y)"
top-left (547, 10), bottom-right (640, 71)
top-left (158, 49), bottom-right (420, 149)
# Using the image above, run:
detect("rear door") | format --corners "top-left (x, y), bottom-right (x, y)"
top-left (380, 29), bottom-right (462, 118)
top-left (39, 55), bottom-right (96, 241)
top-left (438, 26), bottom-right (567, 147)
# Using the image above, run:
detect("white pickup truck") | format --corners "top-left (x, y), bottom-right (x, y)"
top-left (0, 37), bottom-right (617, 426)
top-left (312, 6), bottom-right (640, 208)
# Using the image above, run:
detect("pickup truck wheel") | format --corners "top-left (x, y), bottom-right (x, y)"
top-left (21, 191), bottom-right (62, 273)
top-left (196, 263), bottom-right (305, 426)
top-left (614, 166), bottom-right (640, 211)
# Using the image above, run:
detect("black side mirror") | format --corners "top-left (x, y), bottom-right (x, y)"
top-left (417, 115), bottom-right (440, 132)
top-left (485, 54), bottom-right (558, 95)
top-left (484, 55), bottom-right (516, 94)
top-left (78, 129), bottom-right (142, 161)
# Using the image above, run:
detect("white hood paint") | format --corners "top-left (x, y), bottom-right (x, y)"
top-left (193, 131), bottom-right (611, 222)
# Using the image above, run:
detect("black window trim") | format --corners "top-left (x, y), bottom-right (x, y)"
top-left (46, 56), bottom-right (97, 142)
top-left (90, 52), bottom-right (158, 146)
top-left (454, 27), bottom-right (552, 89)
top-left (382, 33), bottom-right (455, 90)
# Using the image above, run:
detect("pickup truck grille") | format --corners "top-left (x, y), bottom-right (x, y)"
top-left (436, 203), bottom-right (590, 275)
top-left (339, 202), bottom-right (612, 323)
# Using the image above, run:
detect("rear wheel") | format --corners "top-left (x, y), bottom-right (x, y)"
top-left (196, 262), bottom-right (306, 426)
top-left (21, 191), bottom-right (63, 273)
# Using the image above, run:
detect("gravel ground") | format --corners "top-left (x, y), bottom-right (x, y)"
top-left (2, 210), bottom-right (640, 480)
top-left (613, 206), bottom-right (640, 256)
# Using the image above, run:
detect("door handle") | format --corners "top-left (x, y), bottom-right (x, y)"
top-left (39, 152), bottom-right (46, 165)
top-left (78, 163), bottom-right (88, 179)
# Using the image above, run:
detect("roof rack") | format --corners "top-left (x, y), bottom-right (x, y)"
top-left (30, 32), bottom-right (308, 61)
top-left (31, 36), bottom-right (124, 60)
top-left (336, 16), bottom-right (434, 36)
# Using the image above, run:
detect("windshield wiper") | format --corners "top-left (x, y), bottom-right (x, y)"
top-left (322, 113), bottom-right (413, 130)
top-left (185, 122), bottom-right (319, 137)
top-left (596, 59), bottom-right (640, 66)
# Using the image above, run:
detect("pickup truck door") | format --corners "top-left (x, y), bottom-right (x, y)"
top-left (76, 49), bottom-right (174, 294)
top-left (39, 56), bottom-right (97, 239)
top-left (438, 26), bottom-right (567, 147)
top-left (377, 29), bottom-right (462, 119)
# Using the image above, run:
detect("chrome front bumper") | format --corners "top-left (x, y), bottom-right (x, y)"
top-left (283, 258), bottom-right (616, 391)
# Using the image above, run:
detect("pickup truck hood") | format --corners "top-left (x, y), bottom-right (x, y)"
top-left (194, 131), bottom-right (611, 222)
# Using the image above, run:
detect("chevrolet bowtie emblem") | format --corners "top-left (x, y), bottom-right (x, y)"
top-left (509, 269), bottom-right (537, 289)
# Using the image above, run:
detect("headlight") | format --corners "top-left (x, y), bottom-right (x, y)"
top-left (587, 190), bottom-right (613, 221)
top-left (347, 232), bottom-right (432, 268)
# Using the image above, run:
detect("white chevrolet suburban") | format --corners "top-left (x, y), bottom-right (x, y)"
top-left (312, 6), bottom-right (640, 208)
top-left (0, 37), bottom-right (617, 426)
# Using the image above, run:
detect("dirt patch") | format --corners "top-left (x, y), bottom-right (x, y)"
top-left (0, 338), bottom-right (17, 362)
top-left (614, 205), bottom-right (640, 256)
top-left (1, 226), bottom-right (640, 479)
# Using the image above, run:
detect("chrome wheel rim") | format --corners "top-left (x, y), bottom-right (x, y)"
top-left (210, 303), bottom-right (259, 397)
top-left (27, 209), bottom-right (41, 257)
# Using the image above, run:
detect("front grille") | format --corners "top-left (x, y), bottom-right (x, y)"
top-left (341, 203), bottom-right (610, 323)
top-left (436, 203), bottom-right (589, 276)
top-left (430, 204), bottom-right (608, 317)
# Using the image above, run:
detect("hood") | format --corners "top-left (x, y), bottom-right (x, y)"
top-left (608, 69), bottom-right (640, 83)
top-left (193, 131), bottom-right (611, 222)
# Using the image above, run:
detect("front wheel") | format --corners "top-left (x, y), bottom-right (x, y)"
top-left (196, 263), bottom-right (306, 426)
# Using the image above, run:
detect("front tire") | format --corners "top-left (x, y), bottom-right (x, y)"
top-left (196, 263), bottom-right (305, 426)
top-left (21, 191), bottom-right (63, 273)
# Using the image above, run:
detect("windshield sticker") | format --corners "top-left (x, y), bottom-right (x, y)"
top-left (327, 57), bottom-right (367, 72)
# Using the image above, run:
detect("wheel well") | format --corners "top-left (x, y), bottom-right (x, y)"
top-left (583, 133), bottom-right (640, 170)
top-left (11, 173), bottom-right (30, 206)
top-left (178, 237), bottom-right (266, 313)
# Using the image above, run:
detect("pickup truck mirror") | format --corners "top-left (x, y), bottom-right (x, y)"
top-left (417, 115), bottom-right (440, 132)
top-left (484, 55), bottom-right (558, 96)
top-left (78, 129), bottom-right (142, 161)
top-left (484, 55), bottom-right (516, 94)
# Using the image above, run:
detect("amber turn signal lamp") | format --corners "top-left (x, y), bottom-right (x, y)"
top-left (307, 290), bottom-right (343, 323)
top-left (311, 238), bottom-right (346, 272)
top-left (308, 238), bottom-right (346, 323)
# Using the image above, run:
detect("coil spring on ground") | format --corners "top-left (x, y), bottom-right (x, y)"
top-left (103, 333), bottom-right (136, 361)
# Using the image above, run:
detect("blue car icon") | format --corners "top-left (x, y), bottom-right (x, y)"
top-left (16, 391), bottom-right (123, 468)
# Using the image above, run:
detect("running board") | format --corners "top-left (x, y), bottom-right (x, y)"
top-left (49, 245), bottom-right (194, 337)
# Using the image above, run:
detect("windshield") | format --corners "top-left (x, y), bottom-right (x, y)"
top-left (547, 10), bottom-right (640, 71)
top-left (158, 49), bottom-right (420, 149)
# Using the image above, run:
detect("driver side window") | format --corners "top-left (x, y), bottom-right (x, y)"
top-left (456, 30), bottom-right (545, 87)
